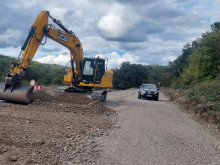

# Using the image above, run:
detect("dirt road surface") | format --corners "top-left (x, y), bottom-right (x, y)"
top-left (0, 91), bottom-right (115, 165)
top-left (96, 89), bottom-right (220, 165)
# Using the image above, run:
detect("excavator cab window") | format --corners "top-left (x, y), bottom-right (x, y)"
top-left (82, 58), bottom-right (95, 84)
top-left (83, 60), bottom-right (94, 76)
top-left (94, 58), bottom-right (105, 84)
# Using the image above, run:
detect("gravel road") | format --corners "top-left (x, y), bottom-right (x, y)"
top-left (96, 89), bottom-right (220, 165)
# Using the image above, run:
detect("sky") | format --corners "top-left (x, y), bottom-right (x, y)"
top-left (0, 0), bottom-right (219, 69)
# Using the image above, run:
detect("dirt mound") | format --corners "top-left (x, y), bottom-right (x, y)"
top-left (33, 91), bottom-right (92, 105)
top-left (33, 90), bottom-right (55, 103)
top-left (85, 100), bottom-right (114, 116)
top-left (55, 92), bottom-right (92, 104)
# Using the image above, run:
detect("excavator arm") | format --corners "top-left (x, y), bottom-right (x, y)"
top-left (0, 11), bottom-right (85, 103)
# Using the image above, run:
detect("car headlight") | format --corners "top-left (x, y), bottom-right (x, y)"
top-left (141, 91), bottom-right (145, 94)
top-left (154, 91), bottom-right (158, 94)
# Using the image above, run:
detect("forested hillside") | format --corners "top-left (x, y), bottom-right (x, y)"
top-left (0, 55), bottom-right (64, 85)
top-left (167, 22), bottom-right (220, 87)
top-left (167, 22), bottom-right (220, 114)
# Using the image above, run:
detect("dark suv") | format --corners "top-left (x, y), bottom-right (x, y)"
top-left (138, 84), bottom-right (159, 101)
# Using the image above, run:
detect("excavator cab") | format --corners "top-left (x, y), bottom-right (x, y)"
top-left (63, 57), bottom-right (107, 85)
top-left (61, 57), bottom-right (111, 101)
top-left (82, 57), bottom-right (105, 85)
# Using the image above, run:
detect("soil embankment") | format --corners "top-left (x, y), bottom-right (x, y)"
top-left (162, 86), bottom-right (220, 126)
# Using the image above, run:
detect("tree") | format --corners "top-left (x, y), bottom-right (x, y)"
top-left (181, 24), bottom-right (220, 84)
top-left (211, 22), bottom-right (220, 31)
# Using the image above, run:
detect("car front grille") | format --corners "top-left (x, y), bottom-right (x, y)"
top-left (146, 91), bottom-right (154, 94)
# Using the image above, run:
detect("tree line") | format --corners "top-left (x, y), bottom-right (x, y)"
top-left (112, 62), bottom-right (168, 89)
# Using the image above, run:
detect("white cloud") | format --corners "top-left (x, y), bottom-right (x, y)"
top-left (35, 54), bottom-right (70, 66)
top-left (0, 46), bottom-right (20, 57)
top-left (98, 3), bottom-right (139, 39)
top-left (0, 29), bottom-right (22, 47)
top-left (81, 36), bottom-right (118, 55)
top-left (35, 51), bottom-right (138, 69)
top-left (96, 51), bottom-right (137, 69)
top-left (98, 13), bottom-right (126, 38)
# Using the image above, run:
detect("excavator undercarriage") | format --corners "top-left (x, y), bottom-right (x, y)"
top-left (55, 86), bottom-right (107, 102)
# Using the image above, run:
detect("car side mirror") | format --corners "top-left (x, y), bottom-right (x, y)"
top-left (157, 88), bottom-right (160, 90)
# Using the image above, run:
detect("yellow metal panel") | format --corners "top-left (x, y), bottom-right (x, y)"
top-left (94, 70), bottom-right (113, 88)
top-left (79, 70), bottom-right (113, 88)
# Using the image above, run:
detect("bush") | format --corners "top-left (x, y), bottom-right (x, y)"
top-left (170, 80), bottom-right (186, 89)
top-left (186, 83), bottom-right (220, 111)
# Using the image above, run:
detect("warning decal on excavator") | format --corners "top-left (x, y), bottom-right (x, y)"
top-left (58, 33), bottom-right (68, 42)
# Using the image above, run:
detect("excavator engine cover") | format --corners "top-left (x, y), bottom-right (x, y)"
top-left (0, 83), bottom-right (34, 104)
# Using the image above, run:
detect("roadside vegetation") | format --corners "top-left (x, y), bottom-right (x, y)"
top-left (167, 22), bottom-right (220, 87)
top-left (162, 22), bottom-right (220, 125)
top-left (163, 82), bottom-right (220, 124)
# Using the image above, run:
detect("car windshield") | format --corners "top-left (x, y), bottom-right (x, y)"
top-left (141, 84), bottom-right (157, 90)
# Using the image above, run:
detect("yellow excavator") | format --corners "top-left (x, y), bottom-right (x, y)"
top-left (0, 11), bottom-right (113, 104)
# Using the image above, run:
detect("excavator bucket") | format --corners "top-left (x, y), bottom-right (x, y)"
top-left (0, 83), bottom-right (34, 104)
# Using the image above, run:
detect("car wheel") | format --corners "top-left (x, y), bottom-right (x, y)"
top-left (138, 93), bottom-right (141, 99)
top-left (155, 96), bottom-right (159, 101)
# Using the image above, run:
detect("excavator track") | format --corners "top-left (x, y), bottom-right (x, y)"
top-left (91, 90), bottom-right (107, 102)
top-left (55, 86), bottom-right (107, 101)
